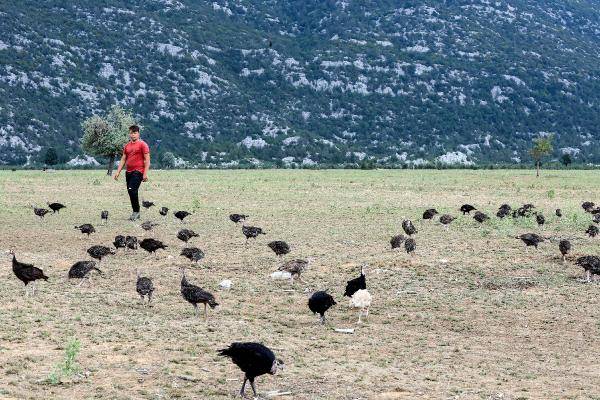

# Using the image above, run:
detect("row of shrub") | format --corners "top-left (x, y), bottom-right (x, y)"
top-left (2, 162), bottom-right (599, 171)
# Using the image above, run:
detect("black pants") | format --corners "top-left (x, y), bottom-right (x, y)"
top-left (125, 171), bottom-right (143, 212)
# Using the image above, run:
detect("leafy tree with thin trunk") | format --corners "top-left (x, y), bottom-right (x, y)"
top-left (529, 134), bottom-right (553, 177)
top-left (81, 105), bottom-right (135, 175)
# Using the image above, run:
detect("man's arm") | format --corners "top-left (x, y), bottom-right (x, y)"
top-left (142, 152), bottom-right (150, 182)
top-left (114, 153), bottom-right (127, 180)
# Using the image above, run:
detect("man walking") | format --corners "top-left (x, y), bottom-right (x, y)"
top-left (114, 125), bottom-right (150, 220)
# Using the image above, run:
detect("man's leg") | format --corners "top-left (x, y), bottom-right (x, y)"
top-left (126, 171), bottom-right (143, 219)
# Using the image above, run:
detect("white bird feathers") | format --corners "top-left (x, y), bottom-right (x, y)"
top-left (349, 289), bottom-right (372, 324)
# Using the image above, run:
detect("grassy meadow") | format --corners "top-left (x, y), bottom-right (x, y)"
top-left (0, 169), bottom-right (599, 400)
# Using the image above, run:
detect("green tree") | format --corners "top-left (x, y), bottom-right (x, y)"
top-left (529, 134), bottom-right (554, 177)
top-left (560, 153), bottom-right (572, 168)
top-left (161, 151), bottom-right (176, 169)
top-left (44, 147), bottom-right (58, 166)
top-left (360, 158), bottom-right (376, 170)
top-left (81, 105), bottom-right (135, 175)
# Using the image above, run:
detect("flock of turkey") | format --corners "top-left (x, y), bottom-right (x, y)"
top-left (414, 201), bottom-right (600, 282)
top-left (18, 199), bottom-right (374, 397)
top-left (11, 197), bottom-right (600, 397)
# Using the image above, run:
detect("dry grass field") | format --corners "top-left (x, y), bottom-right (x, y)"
top-left (0, 169), bottom-right (599, 400)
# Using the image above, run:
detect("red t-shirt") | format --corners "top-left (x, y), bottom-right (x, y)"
top-left (123, 140), bottom-right (149, 173)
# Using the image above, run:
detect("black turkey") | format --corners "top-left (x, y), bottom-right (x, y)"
top-left (473, 211), bottom-right (489, 223)
top-left (10, 250), bottom-right (48, 296)
top-left (142, 200), bottom-right (154, 209)
top-left (582, 202), bottom-right (595, 213)
top-left (229, 213), bottom-right (248, 223)
top-left (390, 234), bottom-right (405, 249)
top-left (113, 235), bottom-right (127, 249)
top-left (218, 342), bottom-right (282, 398)
top-left (439, 214), bottom-right (455, 226)
top-left (586, 225), bottom-right (599, 237)
top-left (535, 213), bottom-right (545, 226)
top-left (515, 204), bottom-right (536, 218)
top-left (497, 204), bottom-right (511, 219)
top-left (517, 233), bottom-right (544, 248)
top-left (422, 208), bottom-right (438, 221)
top-left (344, 266), bottom-right (366, 297)
top-left (522, 203), bottom-right (535, 211)
top-left (136, 269), bottom-right (154, 305)
top-left (558, 240), bottom-right (571, 262)
top-left (68, 260), bottom-right (102, 279)
top-left (75, 224), bottom-right (96, 236)
top-left (126, 235), bottom-right (138, 250)
top-left (100, 210), bottom-right (109, 223)
top-left (87, 245), bottom-right (115, 262)
top-left (140, 221), bottom-right (158, 231)
top-left (404, 237), bottom-right (416, 256)
top-left (242, 225), bottom-right (266, 242)
top-left (460, 204), bottom-right (476, 215)
top-left (401, 219), bottom-right (417, 236)
top-left (555, 209), bottom-right (562, 218)
top-left (139, 238), bottom-right (167, 254)
top-left (497, 208), bottom-right (509, 219)
top-left (68, 260), bottom-right (103, 286)
top-left (180, 269), bottom-right (218, 318)
top-left (33, 207), bottom-right (50, 219)
top-left (308, 290), bottom-right (336, 324)
top-left (575, 256), bottom-right (600, 282)
top-left (47, 202), bottom-right (66, 213)
top-left (177, 229), bottom-right (199, 243)
top-left (174, 210), bottom-right (191, 222)
top-left (159, 206), bottom-right (169, 217)
top-left (593, 214), bottom-right (600, 224)
top-left (181, 247), bottom-right (205, 263)
top-left (268, 241), bottom-right (290, 257)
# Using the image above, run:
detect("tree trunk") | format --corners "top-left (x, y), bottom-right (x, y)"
top-left (107, 154), bottom-right (115, 176)
top-left (536, 161), bottom-right (540, 177)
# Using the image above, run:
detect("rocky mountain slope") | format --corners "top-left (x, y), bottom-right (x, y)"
top-left (1, 0), bottom-right (599, 166)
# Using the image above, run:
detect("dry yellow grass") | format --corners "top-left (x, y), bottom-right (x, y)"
top-left (0, 169), bottom-right (599, 400)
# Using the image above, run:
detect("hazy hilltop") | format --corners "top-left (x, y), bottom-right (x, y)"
top-left (1, 0), bottom-right (599, 167)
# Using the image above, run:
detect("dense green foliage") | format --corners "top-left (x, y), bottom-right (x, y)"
top-left (43, 147), bottom-right (58, 166)
top-left (161, 151), bottom-right (176, 169)
top-left (561, 154), bottom-right (572, 167)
